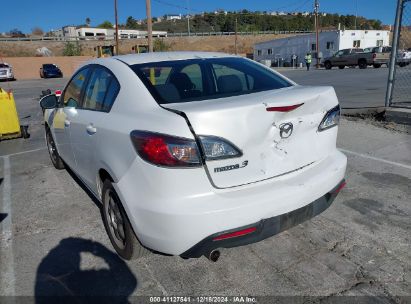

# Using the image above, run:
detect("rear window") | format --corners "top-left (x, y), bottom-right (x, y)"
top-left (130, 57), bottom-right (292, 104)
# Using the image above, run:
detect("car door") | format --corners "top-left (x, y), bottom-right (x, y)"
top-left (53, 67), bottom-right (90, 169)
top-left (332, 50), bottom-right (344, 65)
top-left (68, 66), bottom-right (120, 192)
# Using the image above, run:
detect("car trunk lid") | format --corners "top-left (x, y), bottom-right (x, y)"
top-left (164, 85), bottom-right (339, 188)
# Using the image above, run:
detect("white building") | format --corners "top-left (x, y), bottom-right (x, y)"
top-left (166, 14), bottom-right (182, 21)
top-left (51, 26), bottom-right (167, 40)
top-left (254, 30), bottom-right (390, 65)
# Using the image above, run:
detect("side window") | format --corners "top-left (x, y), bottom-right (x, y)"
top-left (83, 67), bottom-right (117, 111)
top-left (180, 64), bottom-right (203, 92)
top-left (212, 64), bottom-right (250, 93)
top-left (63, 68), bottom-right (90, 108)
top-left (103, 77), bottom-right (120, 111)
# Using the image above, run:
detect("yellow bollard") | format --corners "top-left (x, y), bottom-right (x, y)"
top-left (0, 88), bottom-right (26, 140)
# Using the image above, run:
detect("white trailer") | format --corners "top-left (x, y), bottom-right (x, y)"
top-left (254, 30), bottom-right (390, 66)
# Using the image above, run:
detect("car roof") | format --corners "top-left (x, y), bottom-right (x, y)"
top-left (113, 51), bottom-right (235, 65)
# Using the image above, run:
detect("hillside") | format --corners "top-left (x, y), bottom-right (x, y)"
top-left (0, 33), bottom-right (296, 57)
top-left (124, 11), bottom-right (382, 33)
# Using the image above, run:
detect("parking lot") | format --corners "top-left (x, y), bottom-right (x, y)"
top-left (0, 68), bottom-right (410, 300)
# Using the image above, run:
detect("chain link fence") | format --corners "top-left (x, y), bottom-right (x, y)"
top-left (387, 0), bottom-right (411, 108)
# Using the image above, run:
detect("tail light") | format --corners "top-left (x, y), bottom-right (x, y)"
top-left (199, 136), bottom-right (242, 160)
top-left (318, 105), bottom-right (340, 131)
top-left (372, 53), bottom-right (376, 59)
top-left (130, 131), bottom-right (200, 167)
top-left (130, 131), bottom-right (242, 167)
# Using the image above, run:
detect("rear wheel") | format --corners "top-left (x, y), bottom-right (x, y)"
top-left (324, 61), bottom-right (332, 70)
top-left (20, 125), bottom-right (30, 139)
top-left (102, 180), bottom-right (148, 260)
top-left (338, 65), bottom-right (345, 69)
top-left (358, 60), bottom-right (367, 69)
top-left (46, 128), bottom-right (65, 169)
top-left (373, 64), bottom-right (381, 68)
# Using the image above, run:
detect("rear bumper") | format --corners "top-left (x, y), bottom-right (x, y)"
top-left (181, 179), bottom-right (345, 258)
top-left (114, 149), bottom-right (347, 255)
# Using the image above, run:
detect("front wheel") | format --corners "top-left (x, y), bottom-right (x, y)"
top-left (46, 128), bottom-right (65, 169)
top-left (324, 61), bottom-right (332, 70)
top-left (338, 65), bottom-right (345, 69)
top-left (102, 180), bottom-right (148, 260)
top-left (373, 64), bottom-right (381, 68)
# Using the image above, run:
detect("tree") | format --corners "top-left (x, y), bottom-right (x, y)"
top-left (31, 27), bottom-right (44, 36)
top-left (97, 21), bottom-right (114, 29)
top-left (8, 28), bottom-right (25, 38)
top-left (126, 16), bottom-right (138, 29)
top-left (86, 17), bottom-right (91, 27)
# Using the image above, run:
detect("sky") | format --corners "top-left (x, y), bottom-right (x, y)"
top-left (0, 0), bottom-right (397, 33)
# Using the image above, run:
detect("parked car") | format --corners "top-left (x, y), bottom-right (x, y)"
top-left (323, 47), bottom-right (389, 69)
top-left (40, 64), bottom-right (63, 78)
top-left (397, 49), bottom-right (411, 67)
top-left (0, 63), bottom-right (15, 81)
top-left (40, 52), bottom-right (347, 261)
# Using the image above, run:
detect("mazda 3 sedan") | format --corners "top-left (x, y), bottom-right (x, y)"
top-left (40, 52), bottom-right (347, 261)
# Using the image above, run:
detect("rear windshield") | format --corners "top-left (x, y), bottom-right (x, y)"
top-left (130, 57), bottom-right (292, 104)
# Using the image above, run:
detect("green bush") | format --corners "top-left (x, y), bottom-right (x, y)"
top-left (153, 39), bottom-right (170, 52)
top-left (63, 42), bottom-right (82, 56)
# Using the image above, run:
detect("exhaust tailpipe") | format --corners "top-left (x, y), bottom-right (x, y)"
top-left (207, 250), bottom-right (220, 262)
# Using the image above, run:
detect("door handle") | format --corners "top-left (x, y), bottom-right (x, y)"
top-left (64, 120), bottom-right (70, 127)
top-left (86, 124), bottom-right (97, 135)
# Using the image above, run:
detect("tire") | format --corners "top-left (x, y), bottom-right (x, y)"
top-left (102, 179), bottom-right (148, 260)
top-left (46, 128), bottom-right (65, 169)
top-left (373, 64), bottom-right (381, 68)
top-left (20, 125), bottom-right (30, 139)
top-left (338, 65), bottom-right (345, 69)
top-left (399, 62), bottom-right (405, 67)
top-left (324, 61), bottom-right (332, 70)
top-left (358, 60), bottom-right (367, 69)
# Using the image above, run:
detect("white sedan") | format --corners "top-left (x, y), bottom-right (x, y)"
top-left (40, 52), bottom-right (347, 261)
top-left (0, 63), bottom-right (15, 81)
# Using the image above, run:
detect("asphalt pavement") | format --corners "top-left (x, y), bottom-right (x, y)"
top-left (0, 73), bottom-right (410, 301)
top-left (281, 67), bottom-right (389, 109)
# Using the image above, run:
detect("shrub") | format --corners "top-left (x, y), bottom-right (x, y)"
top-left (63, 42), bottom-right (82, 56)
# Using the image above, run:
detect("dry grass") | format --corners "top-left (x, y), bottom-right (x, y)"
top-left (0, 34), bottom-right (297, 57)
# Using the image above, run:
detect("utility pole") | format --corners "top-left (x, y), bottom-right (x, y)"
top-left (146, 0), bottom-right (153, 52)
top-left (114, 0), bottom-right (119, 55)
top-left (234, 17), bottom-right (238, 55)
top-left (314, 0), bottom-right (320, 68)
top-left (187, 0), bottom-right (191, 36)
top-left (354, 0), bottom-right (358, 30)
top-left (385, 0), bottom-right (404, 107)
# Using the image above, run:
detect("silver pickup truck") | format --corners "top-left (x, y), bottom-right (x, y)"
top-left (323, 47), bottom-right (390, 69)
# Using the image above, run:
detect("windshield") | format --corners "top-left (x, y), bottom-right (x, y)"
top-left (0, 64), bottom-right (9, 68)
top-left (130, 57), bottom-right (292, 104)
top-left (44, 64), bottom-right (58, 69)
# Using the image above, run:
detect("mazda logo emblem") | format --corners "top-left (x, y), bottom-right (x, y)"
top-left (279, 122), bottom-right (293, 138)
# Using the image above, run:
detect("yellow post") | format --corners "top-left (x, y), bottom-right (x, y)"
top-left (150, 68), bottom-right (156, 85)
top-left (0, 88), bottom-right (21, 140)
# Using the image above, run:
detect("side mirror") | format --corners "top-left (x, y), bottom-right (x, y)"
top-left (40, 94), bottom-right (58, 109)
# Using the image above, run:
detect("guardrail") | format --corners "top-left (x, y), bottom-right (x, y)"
top-left (0, 30), bottom-right (314, 42)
